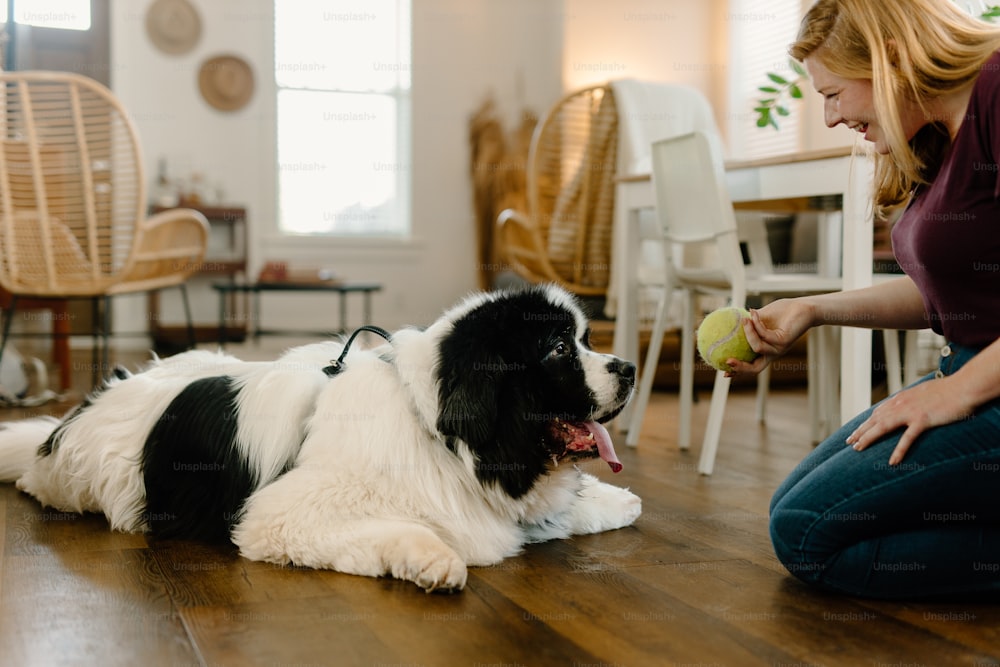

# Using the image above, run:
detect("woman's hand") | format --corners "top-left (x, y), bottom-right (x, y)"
top-left (723, 299), bottom-right (815, 376)
top-left (845, 375), bottom-right (974, 465)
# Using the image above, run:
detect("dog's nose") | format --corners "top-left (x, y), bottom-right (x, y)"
top-left (608, 359), bottom-right (636, 383)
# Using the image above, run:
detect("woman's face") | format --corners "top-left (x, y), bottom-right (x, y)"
top-left (804, 56), bottom-right (927, 154)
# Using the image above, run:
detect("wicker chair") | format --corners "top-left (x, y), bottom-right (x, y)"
top-left (496, 84), bottom-right (618, 296)
top-left (0, 71), bottom-right (209, 385)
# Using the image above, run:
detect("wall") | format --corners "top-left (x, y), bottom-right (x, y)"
top-left (562, 0), bottom-right (730, 147)
top-left (109, 0), bottom-right (565, 339)
top-left (110, 0), bottom-right (276, 336)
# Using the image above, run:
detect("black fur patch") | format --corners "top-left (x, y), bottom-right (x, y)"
top-left (435, 286), bottom-right (601, 498)
top-left (140, 375), bottom-right (254, 543)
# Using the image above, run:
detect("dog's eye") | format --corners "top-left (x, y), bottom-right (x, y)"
top-left (549, 342), bottom-right (570, 358)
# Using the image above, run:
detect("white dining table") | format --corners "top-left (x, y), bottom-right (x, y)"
top-left (611, 145), bottom-right (875, 432)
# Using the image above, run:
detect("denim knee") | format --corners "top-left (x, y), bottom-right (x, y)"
top-left (769, 506), bottom-right (827, 585)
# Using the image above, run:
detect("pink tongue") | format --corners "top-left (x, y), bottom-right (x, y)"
top-left (585, 420), bottom-right (622, 473)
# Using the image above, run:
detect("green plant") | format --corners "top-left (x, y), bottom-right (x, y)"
top-left (754, 5), bottom-right (1000, 130)
top-left (755, 60), bottom-right (807, 130)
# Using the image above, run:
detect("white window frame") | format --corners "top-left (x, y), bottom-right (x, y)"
top-left (273, 0), bottom-right (411, 239)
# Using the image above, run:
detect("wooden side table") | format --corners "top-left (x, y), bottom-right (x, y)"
top-left (212, 281), bottom-right (383, 345)
top-left (148, 204), bottom-right (248, 347)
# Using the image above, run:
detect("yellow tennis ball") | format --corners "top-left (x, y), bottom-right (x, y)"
top-left (696, 307), bottom-right (758, 371)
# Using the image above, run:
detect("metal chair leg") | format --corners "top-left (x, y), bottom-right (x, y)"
top-left (0, 295), bottom-right (19, 367)
top-left (179, 284), bottom-right (196, 350)
top-left (102, 295), bottom-right (111, 377)
top-left (91, 297), bottom-right (100, 385)
top-left (90, 296), bottom-right (111, 386)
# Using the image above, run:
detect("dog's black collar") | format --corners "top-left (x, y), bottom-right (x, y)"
top-left (323, 325), bottom-right (392, 377)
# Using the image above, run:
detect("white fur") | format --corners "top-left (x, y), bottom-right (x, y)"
top-left (1, 285), bottom-right (641, 592)
top-left (0, 417), bottom-right (59, 481)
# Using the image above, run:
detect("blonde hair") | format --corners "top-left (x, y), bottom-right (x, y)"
top-left (791, 0), bottom-right (1000, 219)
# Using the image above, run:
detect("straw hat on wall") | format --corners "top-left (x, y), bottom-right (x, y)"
top-left (198, 54), bottom-right (255, 112)
top-left (145, 0), bottom-right (202, 55)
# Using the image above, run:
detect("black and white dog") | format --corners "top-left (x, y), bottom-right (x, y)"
top-left (0, 284), bottom-right (640, 591)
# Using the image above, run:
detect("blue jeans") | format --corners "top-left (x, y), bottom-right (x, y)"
top-left (770, 341), bottom-right (1000, 600)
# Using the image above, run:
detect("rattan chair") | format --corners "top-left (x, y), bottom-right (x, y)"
top-left (0, 71), bottom-right (209, 383)
top-left (496, 84), bottom-right (618, 296)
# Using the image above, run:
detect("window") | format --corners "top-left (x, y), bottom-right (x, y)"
top-left (1, 0), bottom-right (91, 30)
top-left (274, 1), bottom-right (411, 236)
top-left (727, 0), bottom-right (802, 159)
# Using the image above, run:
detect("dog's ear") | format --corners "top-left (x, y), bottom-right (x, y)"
top-left (434, 292), bottom-right (553, 498)
top-left (435, 345), bottom-right (499, 448)
top-left (436, 344), bottom-right (545, 499)
top-left (479, 389), bottom-right (545, 498)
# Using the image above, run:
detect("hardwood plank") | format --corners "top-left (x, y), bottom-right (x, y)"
top-left (858, 600), bottom-right (1000, 658)
top-left (4, 486), bottom-right (147, 558)
top-left (355, 573), bottom-right (603, 666)
top-left (149, 539), bottom-right (335, 608)
top-left (179, 569), bottom-right (604, 667)
top-left (627, 559), bottom-right (1000, 666)
top-left (1, 544), bottom-right (198, 666)
top-left (179, 594), bottom-right (400, 667)
top-left (474, 540), bottom-right (801, 666)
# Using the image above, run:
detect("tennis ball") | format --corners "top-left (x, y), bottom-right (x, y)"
top-left (696, 307), bottom-right (759, 371)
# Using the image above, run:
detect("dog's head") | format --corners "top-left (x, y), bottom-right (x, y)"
top-left (434, 284), bottom-right (635, 498)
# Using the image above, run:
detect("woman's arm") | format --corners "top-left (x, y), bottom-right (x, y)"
top-left (849, 337), bottom-right (1000, 464)
top-left (734, 274), bottom-right (1000, 465)
top-left (802, 275), bottom-right (928, 331)
top-left (726, 275), bottom-right (928, 375)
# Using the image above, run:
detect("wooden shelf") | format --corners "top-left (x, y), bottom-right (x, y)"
top-left (150, 203), bottom-right (246, 222)
top-left (148, 204), bottom-right (248, 348)
top-left (197, 260), bottom-right (247, 274)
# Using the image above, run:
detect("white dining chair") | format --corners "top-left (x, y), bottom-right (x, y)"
top-left (624, 131), bottom-right (846, 475)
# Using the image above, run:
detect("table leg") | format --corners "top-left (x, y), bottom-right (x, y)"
top-left (253, 290), bottom-right (261, 342)
top-left (839, 159), bottom-right (874, 423)
top-left (340, 292), bottom-right (348, 334)
top-left (363, 291), bottom-right (372, 326)
top-left (613, 203), bottom-right (645, 432)
top-left (52, 301), bottom-right (71, 390)
top-left (217, 289), bottom-right (227, 349)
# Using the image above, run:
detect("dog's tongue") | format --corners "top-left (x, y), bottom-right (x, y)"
top-left (584, 420), bottom-right (623, 473)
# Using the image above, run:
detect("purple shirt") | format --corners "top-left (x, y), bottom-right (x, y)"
top-left (891, 50), bottom-right (1000, 347)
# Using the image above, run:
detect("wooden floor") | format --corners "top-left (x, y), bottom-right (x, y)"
top-left (2, 341), bottom-right (999, 667)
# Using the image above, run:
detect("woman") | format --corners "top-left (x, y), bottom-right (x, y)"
top-left (728, 0), bottom-right (1000, 599)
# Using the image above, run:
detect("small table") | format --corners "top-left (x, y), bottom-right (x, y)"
top-left (212, 281), bottom-right (382, 345)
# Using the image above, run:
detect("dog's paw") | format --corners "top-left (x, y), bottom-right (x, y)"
top-left (570, 477), bottom-right (642, 534)
top-left (612, 488), bottom-right (643, 528)
top-left (416, 553), bottom-right (468, 593)
top-left (393, 545), bottom-right (468, 593)
top-left (595, 484), bottom-right (642, 530)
